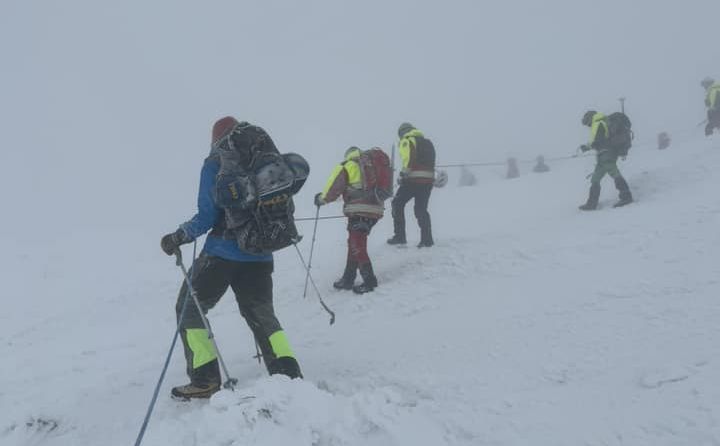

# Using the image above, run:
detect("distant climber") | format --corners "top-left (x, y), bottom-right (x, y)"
top-left (657, 132), bottom-right (671, 150)
top-left (702, 77), bottom-right (720, 136)
top-left (506, 157), bottom-right (520, 179)
top-left (458, 166), bottom-right (477, 186)
top-left (577, 110), bottom-right (633, 210)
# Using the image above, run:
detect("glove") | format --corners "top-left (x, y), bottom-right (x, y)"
top-left (160, 228), bottom-right (189, 256)
top-left (397, 170), bottom-right (407, 186)
top-left (314, 193), bottom-right (325, 207)
top-left (579, 144), bottom-right (591, 153)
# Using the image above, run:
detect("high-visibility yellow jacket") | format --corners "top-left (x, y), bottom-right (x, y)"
top-left (320, 148), bottom-right (383, 218)
top-left (398, 128), bottom-right (435, 184)
top-left (589, 113), bottom-right (610, 150)
top-left (706, 82), bottom-right (720, 110)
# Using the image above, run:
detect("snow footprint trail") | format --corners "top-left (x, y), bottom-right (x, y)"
top-left (142, 376), bottom-right (452, 446)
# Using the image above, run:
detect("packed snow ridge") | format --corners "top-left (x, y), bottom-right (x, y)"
top-left (2, 136), bottom-right (720, 445)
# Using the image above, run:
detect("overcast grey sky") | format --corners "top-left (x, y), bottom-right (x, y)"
top-left (1, 0), bottom-right (718, 235)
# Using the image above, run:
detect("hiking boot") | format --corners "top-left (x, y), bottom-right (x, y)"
top-left (613, 176), bottom-right (633, 208)
top-left (387, 235), bottom-right (407, 245)
top-left (333, 259), bottom-right (357, 290)
top-left (353, 263), bottom-right (377, 294)
top-left (579, 183), bottom-right (600, 211)
top-left (613, 197), bottom-right (633, 208)
top-left (171, 381), bottom-right (221, 400)
top-left (578, 203), bottom-right (598, 211)
top-left (333, 277), bottom-right (355, 290)
top-left (353, 282), bottom-right (376, 294)
top-left (419, 219), bottom-right (433, 248)
top-left (268, 356), bottom-right (303, 379)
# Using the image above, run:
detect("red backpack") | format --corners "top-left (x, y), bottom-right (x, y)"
top-left (358, 148), bottom-right (393, 202)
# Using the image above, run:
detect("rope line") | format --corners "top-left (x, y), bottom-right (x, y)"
top-left (436, 123), bottom-right (705, 169)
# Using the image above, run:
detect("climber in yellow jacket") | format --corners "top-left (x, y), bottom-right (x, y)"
top-left (388, 123), bottom-right (436, 248)
top-left (702, 77), bottom-right (720, 136)
top-left (314, 147), bottom-right (383, 294)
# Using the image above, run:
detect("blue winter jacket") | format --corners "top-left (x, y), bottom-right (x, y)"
top-left (179, 157), bottom-right (273, 262)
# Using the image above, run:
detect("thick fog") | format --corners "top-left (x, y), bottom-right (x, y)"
top-left (1, 0), bottom-right (717, 238)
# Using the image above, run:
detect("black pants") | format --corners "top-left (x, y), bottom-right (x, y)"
top-left (391, 182), bottom-right (433, 243)
top-left (175, 254), bottom-right (299, 384)
top-left (707, 109), bottom-right (720, 136)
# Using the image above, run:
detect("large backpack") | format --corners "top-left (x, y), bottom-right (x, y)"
top-left (357, 147), bottom-right (393, 202)
top-left (214, 122), bottom-right (309, 255)
top-left (606, 112), bottom-right (634, 157)
top-left (412, 136), bottom-right (436, 169)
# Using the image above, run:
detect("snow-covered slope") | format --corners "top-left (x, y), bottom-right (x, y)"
top-left (3, 137), bottom-right (720, 446)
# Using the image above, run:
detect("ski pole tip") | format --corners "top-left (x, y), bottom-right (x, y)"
top-left (223, 378), bottom-right (239, 390)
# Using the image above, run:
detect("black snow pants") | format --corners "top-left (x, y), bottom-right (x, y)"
top-left (391, 182), bottom-right (433, 244)
top-left (175, 254), bottom-right (301, 384)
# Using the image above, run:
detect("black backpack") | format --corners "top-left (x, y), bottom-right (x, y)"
top-left (606, 112), bottom-right (634, 157)
top-left (413, 136), bottom-right (436, 169)
top-left (214, 122), bottom-right (309, 255)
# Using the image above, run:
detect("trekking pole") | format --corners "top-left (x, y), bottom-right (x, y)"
top-left (174, 249), bottom-right (238, 390)
top-left (619, 97), bottom-right (626, 114)
top-left (293, 243), bottom-right (335, 325)
top-left (697, 119), bottom-right (708, 127)
top-left (133, 241), bottom-right (198, 446)
top-left (302, 205), bottom-right (321, 299)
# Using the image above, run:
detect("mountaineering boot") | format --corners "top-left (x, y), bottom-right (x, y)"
top-left (613, 176), bottom-right (633, 208)
top-left (333, 277), bottom-right (354, 290)
top-left (613, 198), bottom-right (633, 208)
top-left (579, 183), bottom-right (601, 211)
top-left (418, 225), bottom-right (434, 248)
top-left (353, 263), bottom-right (378, 294)
top-left (171, 381), bottom-right (221, 400)
top-left (333, 259), bottom-right (357, 290)
top-left (172, 359), bottom-right (221, 400)
top-left (386, 235), bottom-right (407, 246)
top-left (267, 356), bottom-right (303, 379)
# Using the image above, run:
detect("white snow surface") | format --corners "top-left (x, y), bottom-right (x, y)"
top-left (3, 137), bottom-right (720, 445)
